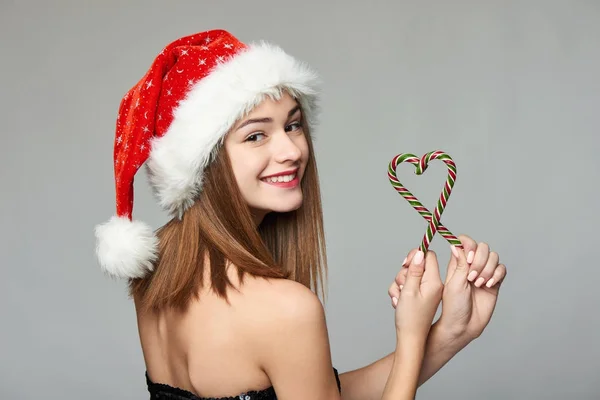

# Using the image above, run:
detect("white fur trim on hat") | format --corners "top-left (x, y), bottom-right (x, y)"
top-left (146, 41), bottom-right (320, 218)
top-left (94, 216), bottom-right (159, 279)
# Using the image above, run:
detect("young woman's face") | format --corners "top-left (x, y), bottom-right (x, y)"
top-left (224, 92), bottom-right (309, 223)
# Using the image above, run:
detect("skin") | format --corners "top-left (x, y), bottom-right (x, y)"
top-left (138, 92), bottom-right (508, 399)
top-left (224, 92), bottom-right (309, 226)
top-left (383, 249), bottom-right (443, 399)
top-left (389, 237), bottom-right (508, 341)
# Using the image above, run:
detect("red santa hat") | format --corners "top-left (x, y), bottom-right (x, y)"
top-left (94, 29), bottom-right (319, 279)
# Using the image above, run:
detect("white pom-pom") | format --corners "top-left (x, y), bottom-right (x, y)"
top-left (94, 216), bottom-right (158, 279)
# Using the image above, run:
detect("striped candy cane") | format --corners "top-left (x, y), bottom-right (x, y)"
top-left (388, 151), bottom-right (462, 253)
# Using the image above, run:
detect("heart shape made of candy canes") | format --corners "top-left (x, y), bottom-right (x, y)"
top-left (388, 150), bottom-right (463, 253)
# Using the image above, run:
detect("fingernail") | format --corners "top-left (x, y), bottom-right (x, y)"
top-left (413, 251), bottom-right (424, 265)
top-left (392, 297), bottom-right (398, 306)
top-left (399, 285), bottom-right (404, 290)
top-left (468, 270), bottom-right (478, 281)
top-left (467, 251), bottom-right (475, 264)
top-left (475, 277), bottom-right (485, 287)
top-left (486, 278), bottom-right (495, 288)
top-left (402, 257), bottom-right (407, 266)
top-left (450, 245), bottom-right (459, 258)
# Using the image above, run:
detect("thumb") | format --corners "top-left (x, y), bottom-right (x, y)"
top-left (403, 250), bottom-right (425, 294)
top-left (449, 245), bottom-right (469, 281)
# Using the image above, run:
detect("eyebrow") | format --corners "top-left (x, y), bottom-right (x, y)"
top-left (235, 105), bottom-right (301, 132)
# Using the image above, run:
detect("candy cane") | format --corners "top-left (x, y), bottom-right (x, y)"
top-left (388, 151), bottom-right (462, 253)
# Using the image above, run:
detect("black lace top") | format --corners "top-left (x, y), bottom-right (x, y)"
top-left (146, 367), bottom-right (341, 399)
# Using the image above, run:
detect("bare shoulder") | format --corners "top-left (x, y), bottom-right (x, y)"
top-left (241, 277), bottom-right (341, 399)
top-left (243, 277), bottom-right (324, 323)
top-left (232, 277), bottom-right (327, 342)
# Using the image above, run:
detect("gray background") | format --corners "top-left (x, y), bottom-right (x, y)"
top-left (1, 0), bottom-right (598, 399)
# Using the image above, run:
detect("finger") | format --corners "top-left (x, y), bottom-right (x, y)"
top-left (388, 281), bottom-right (401, 307)
top-left (467, 242), bottom-right (490, 283)
top-left (447, 234), bottom-right (477, 283)
top-left (396, 248), bottom-right (419, 286)
top-left (403, 250), bottom-right (425, 294)
top-left (473, 251), bottom-right (499, 288)
top-left (459, 234), bottom-right (478, 265)
top-left (484, 263), bottom-right (507, 290)
top-left (422, 250), bottom-right (442, 284)
top-left (449, 242), bottom-right (470, 282)
top-left (394, 267), bottom-right (408, 287)
top-left (400, 248), bottom-right (420, 269)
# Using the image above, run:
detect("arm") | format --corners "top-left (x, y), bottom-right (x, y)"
top-left (351, 236), bottom-right (506, 400)
top-left (380, 338), bottom-right (426, 400)
top-left (339, 321), bottom-right (472, 400)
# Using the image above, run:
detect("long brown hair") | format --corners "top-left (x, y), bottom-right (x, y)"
top-left (130, 112), bottom-right (327, 313)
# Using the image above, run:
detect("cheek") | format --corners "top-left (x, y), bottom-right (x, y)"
top-left (233, 156), bottom-right (263, 183)
top-left (225, 147), bottom-right (251, 184)
top-left (299, 135), bottom-right (310, 163)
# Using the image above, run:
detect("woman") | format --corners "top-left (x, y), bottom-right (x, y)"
top-left (95, 29), bottom-right (506, 399)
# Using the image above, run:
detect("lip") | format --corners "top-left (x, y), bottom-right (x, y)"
top-left (261, 174), bottom-right (300, 189)
top-left (260, 168), bottom-right (300, 189)
top-left (260, 168), bottom-right (299, 179)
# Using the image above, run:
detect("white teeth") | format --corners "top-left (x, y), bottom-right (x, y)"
top-left (264, 173), bottom-right (296, 183)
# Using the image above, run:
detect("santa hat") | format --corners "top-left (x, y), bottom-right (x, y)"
top-left (94, 29), bottom-right (319, 279)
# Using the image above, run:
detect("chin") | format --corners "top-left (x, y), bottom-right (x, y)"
top-left (268, 200), bottom-right (304, 213)
top-left (277, 203), bottom-right (303, 213)
top-left (255, 196), bottom-right (304, 214)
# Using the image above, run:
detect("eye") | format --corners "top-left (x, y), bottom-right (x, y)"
top-left (285, 121), bottom-right (303, 132)
top-left (245, 132), bottom-right (265, 142)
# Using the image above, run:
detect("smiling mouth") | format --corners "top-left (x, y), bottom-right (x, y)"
top-left (261, 172), bottom-right (297, 183)
top-left (260, 171), bottom-right (300, 188)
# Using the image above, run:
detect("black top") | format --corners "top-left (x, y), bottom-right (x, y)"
top-left (146, 367), bottom-right (341, 399)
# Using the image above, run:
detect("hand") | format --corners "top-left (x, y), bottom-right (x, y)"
top-left (391, 250), bottom-right (443, 342)
top-left (389, 235), bottom-right (507, 341)
top-left (439, 235), bottom-right (507, 339)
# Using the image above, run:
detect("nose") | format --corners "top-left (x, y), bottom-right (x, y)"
top-left (273, 131), bottom-right (302, 164)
